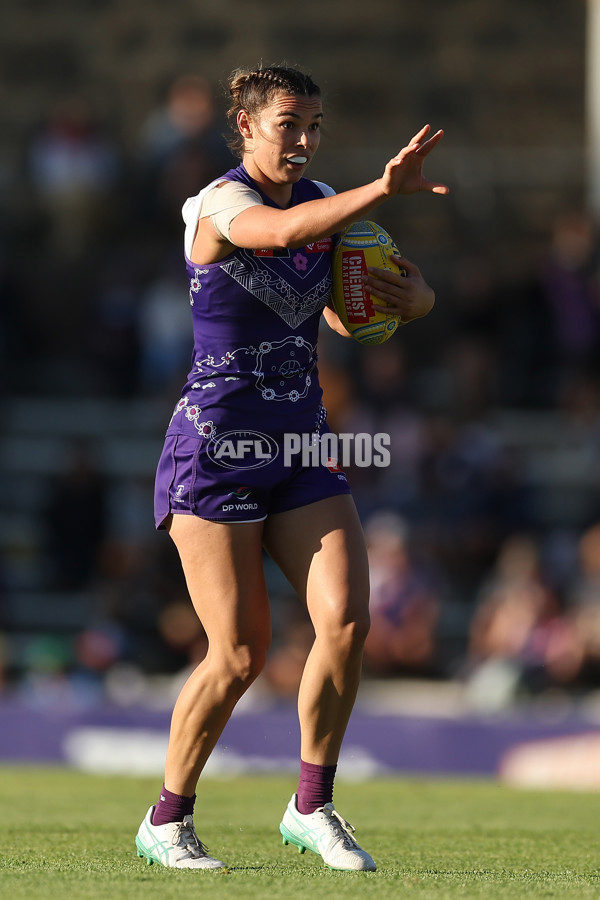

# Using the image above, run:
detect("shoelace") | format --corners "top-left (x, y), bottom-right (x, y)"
top-left (326, 808), bottom-right (360, 850)
top-left (172, 821), bottom-right (210, 858)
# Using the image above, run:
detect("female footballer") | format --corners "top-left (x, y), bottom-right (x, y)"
top-left (135, 63), bottom-right (447, 872)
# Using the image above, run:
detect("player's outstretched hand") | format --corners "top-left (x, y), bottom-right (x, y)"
top-left (381, 125), bottom-right (449, 197)
top-left (366, 255), bottom-right (435, 322)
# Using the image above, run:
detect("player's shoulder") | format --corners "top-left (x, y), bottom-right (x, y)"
top-left (310, 179), bottom-right (336, 198)
top-left (202, 180), bottom-right (262, 210)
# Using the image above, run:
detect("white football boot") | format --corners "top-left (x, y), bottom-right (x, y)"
top-left (135, 806), bottom-right (227, 869)
top-left (280, 793), bottom-right (376, 871)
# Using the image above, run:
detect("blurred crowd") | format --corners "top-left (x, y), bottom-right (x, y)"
top-left (3, 75), bottom-right (600, 710)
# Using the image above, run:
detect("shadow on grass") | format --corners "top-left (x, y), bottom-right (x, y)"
top-left (227, 865), bottom-right (274, 873)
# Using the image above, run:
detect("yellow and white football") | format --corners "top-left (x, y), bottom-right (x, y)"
top-left (331, 220), bottom-right (405, 345)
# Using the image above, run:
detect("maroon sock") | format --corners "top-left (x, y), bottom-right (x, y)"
top-left (296, 760), bottom-right (337, 815)
top-left (151, 784), bottom-right (196, 826)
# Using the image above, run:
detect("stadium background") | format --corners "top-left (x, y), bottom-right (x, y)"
top-left (2, 0), bottom-right (600, 782)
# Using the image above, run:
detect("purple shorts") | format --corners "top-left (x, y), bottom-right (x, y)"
top-left (154, 432), bottom-right (352, 527)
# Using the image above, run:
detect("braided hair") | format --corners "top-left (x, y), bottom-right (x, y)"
top-left (226, 64), bottom-right (321, 157)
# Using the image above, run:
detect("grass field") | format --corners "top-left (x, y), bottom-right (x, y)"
top-left (1, 767), bottom-right (600, 899)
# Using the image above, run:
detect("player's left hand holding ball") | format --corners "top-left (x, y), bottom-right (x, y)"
top-left (366, 254), bottom-right (435, 323)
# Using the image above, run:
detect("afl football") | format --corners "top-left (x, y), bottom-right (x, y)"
top-left (331, 220), bottom-right (405, 345)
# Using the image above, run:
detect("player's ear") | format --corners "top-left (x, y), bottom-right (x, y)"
top-left (237, 109), bottom-right (253, 140)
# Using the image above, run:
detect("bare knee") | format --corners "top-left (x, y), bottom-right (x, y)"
top-left (232, 641), bottom-right (269, 687)
top-left (214, 639), bottom-right (269, 699)
top-left (318, 603), bottom-right (371, 658)
top-left (344, 610), bottom-right (371, 650)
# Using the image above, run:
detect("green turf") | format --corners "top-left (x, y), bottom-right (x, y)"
top-left (1, 767), bottom-right (599, 898)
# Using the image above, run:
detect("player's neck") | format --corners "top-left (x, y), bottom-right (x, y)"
top-left (243, 159), bottom-right (294, 208)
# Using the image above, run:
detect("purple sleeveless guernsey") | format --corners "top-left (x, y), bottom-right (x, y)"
top-left (166, 164), bottom-right (333, 442)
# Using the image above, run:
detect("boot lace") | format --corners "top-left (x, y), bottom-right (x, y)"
top-left (172, 821), bottom-right (210, 860)
top-left (326, 807), bottom-right (360, 850)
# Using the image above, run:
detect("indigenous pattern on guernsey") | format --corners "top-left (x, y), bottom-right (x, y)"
top-left (166, 164), bottom-right (336, 442)
top-left (221, 245), bottom-right (331, 328)
top-left (186, 335), bottom-right (317, 403)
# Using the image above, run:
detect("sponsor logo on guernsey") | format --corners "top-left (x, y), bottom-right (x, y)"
top-left (306, 238), bottom-right (333, 252)
top-left (208, 430), bottom-right (279, 470)
top-left (254, 238), bottom-right (333, 257)
top-left (254, 248), bottom-right (290, 258)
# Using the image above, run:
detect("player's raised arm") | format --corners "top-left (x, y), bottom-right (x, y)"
top-left (224, 127), bottom-right (448, 253)
top-left (191, 79), bottom-right (447, 263)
